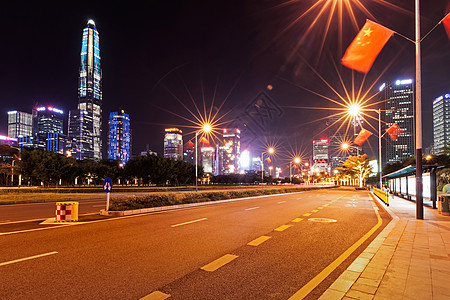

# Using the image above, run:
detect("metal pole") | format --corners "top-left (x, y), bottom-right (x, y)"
top-left (261, 152), bottom-right (264, 183)
top-left (378, 110), bottom-right (382, 190)
top-left (290, 162), bottom-right (292, 183)
top-left (415, 0), bottom-right (423, 219)
top-left (106, 192), bottom-right (110, 211)
top-left (195, 132), bottom-right (198, 192)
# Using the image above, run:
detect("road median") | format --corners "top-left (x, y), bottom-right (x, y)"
top-left (101, 185), bottom-right (337, 216)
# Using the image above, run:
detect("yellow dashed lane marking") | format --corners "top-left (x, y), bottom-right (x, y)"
top-left (140, 291), bottom-right (171, 300)
top-left (247, 236), bottom-right (271, 246)
top-left (292, 218), bottom-right (303, 223)
top-left (322, 204), bottom-right (329, 207)
top-left (274, 225), bottom-right (292, 232)
top-left (311, 209), bottom-right (319, 212)
top-left (289, 195), bottom-right (382, 300)
top-left (317, 207), bottom-right (323, 210)
top-left (303, 213), bottom-right (312, 217)
top-left (201, 254), bottom-right (238, 272)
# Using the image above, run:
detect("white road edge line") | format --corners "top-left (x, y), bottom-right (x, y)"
top-left (171, 218), bottom-right (208, 227)
top-left (0, 251), bottom-right (58, 267)
top-left (277, 201), bottom-right (287, 204)
top-left (245, 206), bottom-right (260, 211)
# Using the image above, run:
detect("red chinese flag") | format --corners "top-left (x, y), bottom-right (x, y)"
top-left (199, 137), bottom-right (210, 145)
top-left (443, 13), bottom-right (450, 40)
top-left (354, 129), bottom-right (373, 146)
top-left (186, 140), bottom-right (194, 149)
top-left (386, 123), bottom-right (402, 141)
top-left (265, 157), bottom-right (272, 164)
top-left (341, 20), bottom-right (394, 73)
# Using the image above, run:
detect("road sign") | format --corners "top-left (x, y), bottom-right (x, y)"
top-left (103, 177), bottom-right (112, 193)
top-left (103, 177), bottom-right (112, 211)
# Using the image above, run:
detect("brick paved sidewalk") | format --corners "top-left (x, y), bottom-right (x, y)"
top-left (319, 193), bottom-right (450, 299)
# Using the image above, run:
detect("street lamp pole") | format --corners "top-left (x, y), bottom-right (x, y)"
top-left (376, 109), bottom-right (382, 190)
top-left (415, 0), bottom-right (423, 219)
top-left (261, 152), bottom-right (264, 183)
top-left (195, 131), bottom-right (198, 192)
top-left (289, 161), bottom-right (292, 183)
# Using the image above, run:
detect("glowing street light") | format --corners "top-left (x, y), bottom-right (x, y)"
top-left (261, 147), bottom-right (275, 183)
top-left (341, 142), bottom-right (349, 150)
top-left (348, 104), bottom-right (361, 117)
top-left (290, 157), bottom-right (301, 184)
top-left (195, 122), bottom-right (212, 191)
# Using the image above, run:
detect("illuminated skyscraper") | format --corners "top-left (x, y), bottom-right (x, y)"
top-left (164, 128), bottom-right (183, 160)
top-left (68, 20), bottom-right (102, 160)
top-left (380, 79), bottom-right (415, 165)
top-left (219, 128), bottom-right (241, 174)
top-left (32, 106), bottom-right (65, 153)
top-left (7, 111), bottom-right (32, 138)
top-left (312, 139), bottom-right (329, 173)
top-left (433, 93), bottom-right (450, 154)
top-left (108, 110), bottom-right (130, 164)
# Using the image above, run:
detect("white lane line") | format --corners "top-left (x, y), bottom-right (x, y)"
top-left (245, 207), bottom-right (260, 211)
top-left (171, 218), bottom-right (208, 228)
top-left (0, 251), bottom-right (58, 267)
top-left (277, 201), bottom-right (287, 204)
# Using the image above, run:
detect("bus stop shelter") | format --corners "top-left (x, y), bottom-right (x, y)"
top-left (383, 165), bottom-right (443, 209)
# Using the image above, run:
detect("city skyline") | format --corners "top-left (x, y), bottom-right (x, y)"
top-left (0, 1), bottom-right (449, 162)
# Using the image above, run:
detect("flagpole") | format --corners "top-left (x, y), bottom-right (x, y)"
top-left (415, 0), bottom-right (423, 219)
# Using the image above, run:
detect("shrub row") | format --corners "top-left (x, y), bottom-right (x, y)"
top-left (109, 185), bottom-right (337, 211)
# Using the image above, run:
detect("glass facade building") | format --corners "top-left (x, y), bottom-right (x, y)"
top-left (32, 106), bottom-right (65, 153)
top-left (381, 79), bottom-right (415, 165)
top-left (312, 139), bottom-right (329, 173)
top-left (108, 110), bottom-right (131, 164)
top-left (433, 93), bottom-right (450, 154)
top-left (69, 20), bottom-right (102, 160)
top-left (7, 111), bottom-right (33, 138)
top-left (164, 128), bottom-right (183, 160)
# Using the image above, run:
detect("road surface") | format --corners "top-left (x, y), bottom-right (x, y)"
top-left (0, 188), bottom-right (389, 299)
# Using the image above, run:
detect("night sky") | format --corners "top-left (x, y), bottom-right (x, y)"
top-left (1, 1), bottom-right (449, 164)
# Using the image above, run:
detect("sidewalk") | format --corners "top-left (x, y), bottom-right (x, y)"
top-left (320, 193), bottom-right (450, 299)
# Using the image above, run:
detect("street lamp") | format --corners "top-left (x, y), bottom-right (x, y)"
top-left (348, 104), bottom-right (383, 190)
top-left (341, 142), bottom-right (349, 150)
top-left (195, 123), bottom-right (212, 191)
top-left (261, 147), bottom-right (274, 183)
top-left (268, 166), bottom-right (273, 176)
top-left (290, 157), bottom-right (301, 183)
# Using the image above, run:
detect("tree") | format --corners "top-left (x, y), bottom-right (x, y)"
top-left (339, 155), bottom-right (372, 188)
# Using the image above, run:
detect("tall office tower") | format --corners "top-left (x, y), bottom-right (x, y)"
top-left (68, 20), bottom-right (102, 160)
top-left (7, 111), bottom-right (33, 138)
top-left (108, 110), bottom-right (131, 164)
top-left (164, 128), bottom-right (183, 160)
top-left (380, 79), bottom-right (415, 165)
top-left (312, 139), bottom-right (329, 173)
top-left (433, 93), bottom-right (450, 154)
top-left (32, 106), bottom-right (65, 153)
top-left (219, 128), bottom-right (241, 174)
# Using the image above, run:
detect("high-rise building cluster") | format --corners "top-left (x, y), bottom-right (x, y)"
top-left (4, 20), bottom-right (132, 165)
top-left (163, 127), bottom-right (247, 175)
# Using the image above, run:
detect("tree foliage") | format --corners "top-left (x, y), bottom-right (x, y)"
top-left (338, 155), bottom-right (372, 187)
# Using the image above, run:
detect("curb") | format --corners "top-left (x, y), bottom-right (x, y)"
top-left (318, 192), bottom-right (400, 299)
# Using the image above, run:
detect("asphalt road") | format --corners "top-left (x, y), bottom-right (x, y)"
top-left (0, 188), bottom-right (390, 299)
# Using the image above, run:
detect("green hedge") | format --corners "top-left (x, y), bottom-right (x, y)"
top-left (109, 186), bottom-right (337, 211)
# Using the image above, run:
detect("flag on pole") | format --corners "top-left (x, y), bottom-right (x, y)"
top-left (265, 157), bottom-right (272, 164)
top-left (443, 13), bottom-right (450, 40)
top-left (386, 123), bottom-right (403, 140)
top-left (354, 129), bottom-right (373, 146)
top-left (341, 20), bottom-right (394, 73)
top-left (199, 137), bottom-right (210, 145)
